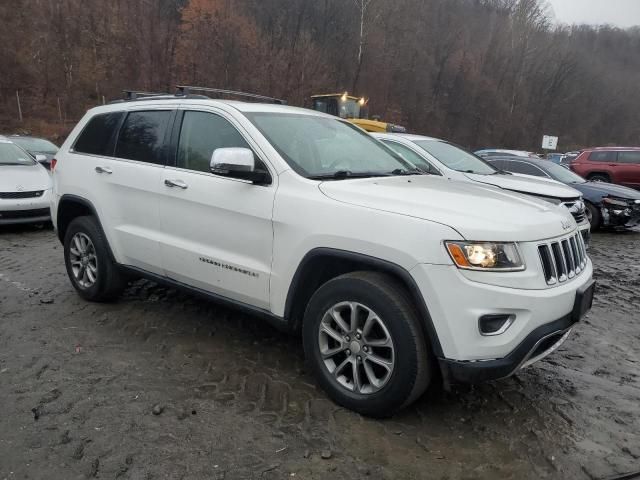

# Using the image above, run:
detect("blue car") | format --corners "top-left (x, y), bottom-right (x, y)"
top-left (486, 156), bottom-right (640, 230)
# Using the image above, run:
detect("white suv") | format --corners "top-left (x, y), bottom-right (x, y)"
top-left (51, 92), bottom-right (595, 417)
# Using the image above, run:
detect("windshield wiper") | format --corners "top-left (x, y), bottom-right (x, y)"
top-left (390, 168), bottom-right (425, 176)
top-left (308, 170), bottom-right (390, 180)
top-left (492, 170), bottom-right (512, 175)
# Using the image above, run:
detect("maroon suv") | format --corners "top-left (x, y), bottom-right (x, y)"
top-left (571, 147), bottom-right (640, 189)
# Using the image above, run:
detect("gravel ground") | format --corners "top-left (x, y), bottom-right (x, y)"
top-left (0, 225), bottom-right (639, 480)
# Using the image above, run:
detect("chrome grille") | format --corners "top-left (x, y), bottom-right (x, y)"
top-left (562, 200), bottom-right (586, 223)
top-left (0, 190), bottom-right (44, 199)
top-left (538, 233), bottom-right (587, 285)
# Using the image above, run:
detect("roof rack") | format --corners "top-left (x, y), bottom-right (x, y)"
top-left (123, 90), bottom-right (168, 100)
top-left (176, 86), bottom-right (287, 105)
top-left (108, 87), bottom-right (287, 105)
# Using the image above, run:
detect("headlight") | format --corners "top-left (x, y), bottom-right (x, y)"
top-left (602, 197), bottom-right (629, 208)
top-left (445, 241), bottom-right (525, 271)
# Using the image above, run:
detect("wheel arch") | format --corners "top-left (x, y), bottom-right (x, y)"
top-left (56, 194), bottom-right (117, 262)
top-left (587, 171), bottom-right (612, 181)
top-left (284, 248), bottom-right (444, 357)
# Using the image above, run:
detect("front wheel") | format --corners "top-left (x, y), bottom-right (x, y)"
top-left (589, 173), bottom-right (611, 183)
top-left (302, 271), bottom-right (431, 417)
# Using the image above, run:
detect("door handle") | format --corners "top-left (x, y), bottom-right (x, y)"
top-left (164, 179), bottom-right (188, 189)
top-left (95, 166), bottom-right (112, 174)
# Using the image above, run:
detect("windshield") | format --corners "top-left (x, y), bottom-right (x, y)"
top-left (0, 143), bottom-right (37, 166)
top-left (339, 99), bottom-right (361, 119)
top-left (10, 137), bottom-right (58, 154)
top-left (414, 140), bottom-right (497, 175)
top-left (246, 113), bottom-right (412, 178)
top-left (543, 161), bottom-right (586, 184)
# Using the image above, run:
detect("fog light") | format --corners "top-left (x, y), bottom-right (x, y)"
top-left (479, 314), bottom-right (515, 336)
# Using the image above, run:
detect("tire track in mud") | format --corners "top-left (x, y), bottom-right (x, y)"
top-left (1, 226), bottom-right (639, 479)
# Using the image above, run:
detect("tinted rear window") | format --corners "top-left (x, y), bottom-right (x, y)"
top-left (115, 111), bottom-right (171, 165)
top-left (502, 160), bottom-right (546, 177)
top-left (588, 151), bottom-right (617, 162)
top-left (73, 112), bottom-right (124, 156)
top-left (618, 151), bottom-right (640, 164)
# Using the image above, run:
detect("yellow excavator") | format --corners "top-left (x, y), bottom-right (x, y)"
top-left (310, 92), bottom-right (407, 133)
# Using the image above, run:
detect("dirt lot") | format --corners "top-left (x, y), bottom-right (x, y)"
top-left (1, 226), bottom-right (639, 480)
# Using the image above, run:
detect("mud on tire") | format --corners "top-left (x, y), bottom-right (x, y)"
top-left (302, 271), bottom-right (432, 417)
top-left (63, 216), bottom-right (126, 302)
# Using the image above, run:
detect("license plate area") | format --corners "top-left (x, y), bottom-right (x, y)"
top-left (572, 280), bottom-right (595, 322)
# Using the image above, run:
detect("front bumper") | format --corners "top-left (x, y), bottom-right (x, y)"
top-left (601, 202), bottom-right (640, 229)
top-left (438, 278), bottom-right (595, 383)
top-left (0, 190), bottom-right (52, 225)
top-left (411, 254), bottom-right (593, 364)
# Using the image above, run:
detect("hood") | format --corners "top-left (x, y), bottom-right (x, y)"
top-left (464, 172), bottom-right (581, 200)
top-left (576, 181), bottom-right (640, 201)
top-left (0, 164), bottom-right (52, 192)
top-left (319, 175), bottom-right (577, 241)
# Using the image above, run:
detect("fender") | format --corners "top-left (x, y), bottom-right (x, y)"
top-left (56, 194), bottom-right (118, 263)
top-left (284, 247), bottom-right (444, 357)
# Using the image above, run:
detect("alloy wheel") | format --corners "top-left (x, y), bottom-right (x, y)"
top-left (318, 301), bottom-right (395, 394)
top-left (69, 232), bottom-right (98, 288)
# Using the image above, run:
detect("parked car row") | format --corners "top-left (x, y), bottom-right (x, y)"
top-left (484, 156), bottom-right (640, 230)
top-left (374, 134), bottom-right (591, 243)
top-left (42, 89), bottom-right (596, 416)
top-left (0, 136), bottom-right (53, 225)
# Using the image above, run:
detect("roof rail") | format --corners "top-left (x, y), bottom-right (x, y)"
top-left (123, 90), bottom-right (168, 100)
top-left (176, 86), bottom-right (287, 105)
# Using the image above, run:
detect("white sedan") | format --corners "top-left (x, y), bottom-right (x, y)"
top-left (0, 137), bottom-right (52, 225)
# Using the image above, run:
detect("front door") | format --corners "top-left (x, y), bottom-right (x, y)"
top-left (158, 109), bottom-right (275, 310)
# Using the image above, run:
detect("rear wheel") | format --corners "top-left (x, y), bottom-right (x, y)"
top-left (585, 202), bottom-right (602, 230)
top-left (64, 216), bottom-right (126, 302)
top-left (302, 271), bottom-right (431, 417)
top-left (589, 173), bottom-right (610, 183)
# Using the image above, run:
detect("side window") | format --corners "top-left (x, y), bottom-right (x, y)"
top-left (506, 161), bottom-right (546, 177)
top-left (589, 151), bottom-right (617, 163)
top-left (177, 111), bottom-right (251, 173)
top-left (115, 110), bottom-right (171, 165)
top-left (618, 151), bottom-right (640, 164)
top-left (383, 141), bottom-right (440, 174)
top-left (73, 112), bottom-right (124, 156)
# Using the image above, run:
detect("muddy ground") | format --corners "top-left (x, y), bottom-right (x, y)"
top-left (0, 226), bottom-right (639, 480)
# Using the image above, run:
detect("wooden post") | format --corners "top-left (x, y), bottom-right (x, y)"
top-left (57, 97), bottom-right (63, 124)
top-left (16, 90), bottom-right (23, 122)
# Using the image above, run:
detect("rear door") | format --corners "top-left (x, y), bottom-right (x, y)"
top-left (102, 108), bottom-right (175, 274)
top-left (616, 151), bottom-right (640, 188)
top-left (158, 108), bottom-right (275, 309)
top-left (585, 150), bottom-right (618, 181)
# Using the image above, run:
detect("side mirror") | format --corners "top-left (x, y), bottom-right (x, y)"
top-left (210, 148), bottom-right (269, 184)
top-left (35, 154), bottom-right (48, 163)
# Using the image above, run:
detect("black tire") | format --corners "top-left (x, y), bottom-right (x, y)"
top-left (585, 202), bottom-right (602, 230)
top-left (63, 216), bottom-right (126, 302)
top-left (588, 173), bottom-right (610, 183)
top-left (302, 271), bottom-right (431, 417)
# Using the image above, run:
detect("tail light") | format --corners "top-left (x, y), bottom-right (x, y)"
top-left (51, 158), bottom-right (57, 171)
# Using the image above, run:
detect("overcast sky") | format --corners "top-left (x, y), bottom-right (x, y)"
top-left (545, 0), bottom-right (640, 28)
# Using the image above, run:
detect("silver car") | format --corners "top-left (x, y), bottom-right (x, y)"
top-left (0, 137), bottom-right (52, 225)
